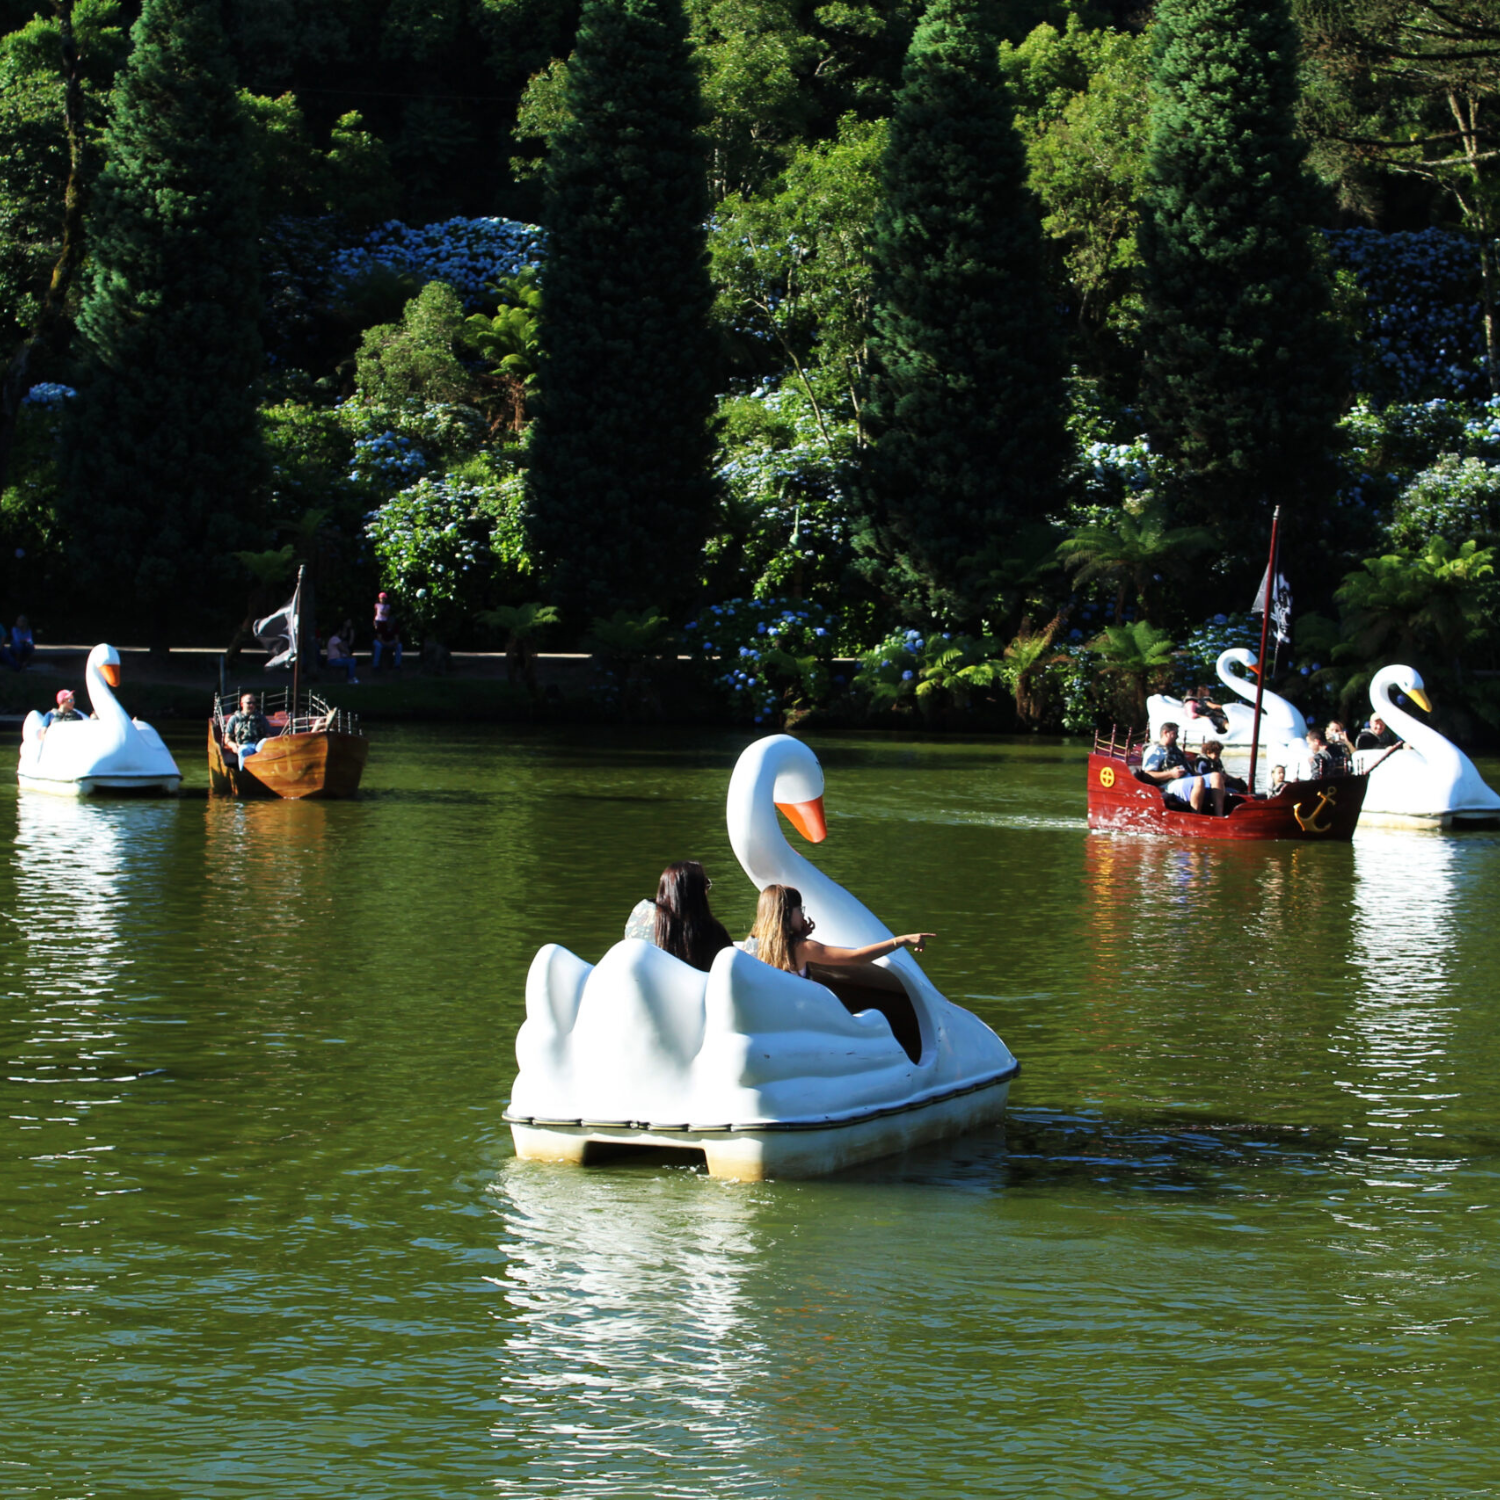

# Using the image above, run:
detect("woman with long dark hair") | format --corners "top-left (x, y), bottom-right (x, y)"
top-left (623, 860), bottom-right (733, 972)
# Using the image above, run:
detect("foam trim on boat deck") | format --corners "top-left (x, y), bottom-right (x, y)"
top-left (504, 1060), bottom-right (1021, 1135)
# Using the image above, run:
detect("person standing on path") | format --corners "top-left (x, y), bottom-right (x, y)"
top-left (372, 592), bottom-right (402, 672)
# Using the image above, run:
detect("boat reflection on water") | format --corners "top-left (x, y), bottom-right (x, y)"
top-left (488, 1161), bottom-right (770, 1495)
top-left (11, 793), bottom-right (179, 996)
top-left (204, 795), bottom-right (333, 913)
top-left (1080, 833), bottom-right (1355, 991)
top-left (1340, 832), bottom-right (1461, 1144)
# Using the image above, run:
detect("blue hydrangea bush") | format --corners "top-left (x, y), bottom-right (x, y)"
top-left (710, 381), bottom-right (858, 606)
top-left (853, 628), bottom-right (1007, 717)
top-left (1391, 454), bottom-right (1500, 549)
top-left (681, 597), bottom-right (838, 723)
top-left (330, 217), bottom-right (544, 310)
top-left (1326, 229), bottom-right (1489, 400)
top-left (365, 468), bottom-right (529, 639)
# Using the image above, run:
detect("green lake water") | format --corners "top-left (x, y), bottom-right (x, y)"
top-left (3, 726), bottom-right (1497, 1498)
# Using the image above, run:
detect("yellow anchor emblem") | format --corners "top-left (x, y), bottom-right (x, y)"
top-left (1293, 784), bottom-right (1337, 834)
top-left (1099, 766), bottom-right (1116, 788)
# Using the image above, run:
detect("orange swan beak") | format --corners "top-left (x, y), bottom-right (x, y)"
top-left (102, 663), bottom-right (120, 687)
top-left (776, 796), bottom-right (827, 843)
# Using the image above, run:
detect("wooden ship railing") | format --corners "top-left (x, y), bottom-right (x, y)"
top-left (1092, 725), bottom-right (1144, 765)
top-left (213, 688), bottom-right (362, 740)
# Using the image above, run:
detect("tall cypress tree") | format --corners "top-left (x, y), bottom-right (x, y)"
top-left (856, 0), bottom-right (1066, 626)
top-left (64, 0), bottom-right (263, 636)
top-left (1137, 0), bottom-right (1348, 565)
top-left (526, 0), bottom-right (717, 622)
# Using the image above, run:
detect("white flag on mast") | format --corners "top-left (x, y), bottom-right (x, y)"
top-left (254, 573), bottom-right (301, 670)
top-left (1250, 566), bottom-right (1292, 645)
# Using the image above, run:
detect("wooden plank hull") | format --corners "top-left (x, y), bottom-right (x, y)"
top-left (1086, 752), bottom-right (1366, 841)
top-left (208, 721), bottom-right (369, 800)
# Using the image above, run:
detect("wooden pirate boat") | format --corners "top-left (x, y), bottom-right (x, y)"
top-left (208, 688), bottom-right (368, 800)
top-left (1087, 728), bottom-right (1367, 841)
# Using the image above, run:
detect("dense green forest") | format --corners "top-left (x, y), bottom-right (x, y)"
top-left (1, 0), bottom-right (1498, 734)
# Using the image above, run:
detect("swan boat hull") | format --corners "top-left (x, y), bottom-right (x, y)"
top-left (208, 721), bottom-right (369, 799)
top-left (17, 770), bottom-right (181, 798)
top-left (508, 1071), bottom-right (1016, 1180)
top-left (1087, 745), bottom-right (1367, 841)
top-left (1342, 667), bottom-right (1500, 829)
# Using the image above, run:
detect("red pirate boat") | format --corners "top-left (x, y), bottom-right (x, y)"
top-left (1085, 506), bottom-right (1372, 843)
top-left (1086, 727), bottom-right (1368, 841)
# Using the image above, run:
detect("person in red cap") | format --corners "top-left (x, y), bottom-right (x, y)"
top-left (40, 688), bottom-right (84, 734)
top-left (372, 590), bottom-right (402, 671)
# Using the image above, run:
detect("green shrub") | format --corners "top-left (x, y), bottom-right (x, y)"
top-left (1390, 455), bottom-right (1500, 549)
top-left (682, 597), bottom-right (838, 723)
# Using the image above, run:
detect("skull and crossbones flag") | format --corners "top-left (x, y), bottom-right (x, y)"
top-left (1250, 566), bottom-right (1292, 645)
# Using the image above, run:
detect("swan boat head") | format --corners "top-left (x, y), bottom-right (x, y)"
top-left (507, 735), bottom-right (1018, 1174)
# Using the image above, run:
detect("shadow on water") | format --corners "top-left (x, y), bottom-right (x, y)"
top-left (823, 1109), bottom-right (1498, 1196)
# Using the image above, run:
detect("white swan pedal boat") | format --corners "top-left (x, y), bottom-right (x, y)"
top-left (1351, 665), bottom-right (1500, 829)
top-left (18, 644), bottom-right (181, 797)
top-left (1148, 647), bottom-right (1307, 751)
top-left (505, 735), bottom-right (1019, 1180)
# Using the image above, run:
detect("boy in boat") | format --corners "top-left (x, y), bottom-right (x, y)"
top-left (1191, 739), bottom-right (1242, 804)
top-left (1142, 722), bottom-right (1227, 815)
top-left (224, 692), bottom-right (274, 769)
top-left (1304, 728), bottom-right (1341, 780)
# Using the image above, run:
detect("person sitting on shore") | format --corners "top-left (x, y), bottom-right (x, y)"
top-left (624, 860), bottom-right (734, 972)
top-left (10, 615), bottom-right (33, 670)
top-left (224, 692), bottom-right (275, 769)
top-left (40, 688), bottom-right (83, 733)
top-left (1356, 715), bottom-right (1401, 750)
top-left (326, 622), bottom-right (359, 684)
top-left (1304, 728), bottom-right (1339, 781)
top-left (745, 884), bottom-right (935, 978)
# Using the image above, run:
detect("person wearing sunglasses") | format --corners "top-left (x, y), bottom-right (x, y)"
top-left (623, 859), bottom-right (734, 971)
top-left (745, 883), bottom-right (934, 979)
